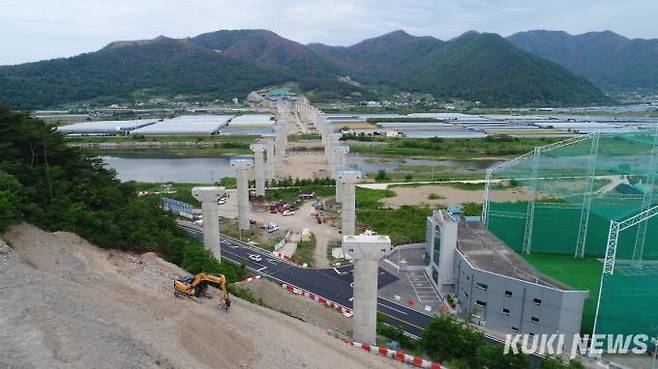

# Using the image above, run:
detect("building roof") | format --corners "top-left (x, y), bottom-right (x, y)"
top-left (57, 119), bottom-right (157, 134)
top-left (130, 115), bottom-right (233, 135)
top-left (457, 220), bottom-right (574, 290)
top-left (229, 114), bottom-right (275, 127)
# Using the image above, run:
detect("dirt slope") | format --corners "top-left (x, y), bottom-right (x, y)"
top-left (0, 224), bottom-right (404, 369)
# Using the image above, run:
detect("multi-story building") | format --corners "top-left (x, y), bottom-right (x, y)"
top-left (425, 209), bottom-right (589, 350)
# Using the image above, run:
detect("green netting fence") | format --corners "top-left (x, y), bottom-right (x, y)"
top-left (596, 216), bottom-right (658, 339)
top-left (483, 131), bottom-right (658, 338)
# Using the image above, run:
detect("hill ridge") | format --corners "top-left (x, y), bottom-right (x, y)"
top-left (508, 29), bottom-right (658, 91)
top-left (0, 29), bottom-right (612, 108)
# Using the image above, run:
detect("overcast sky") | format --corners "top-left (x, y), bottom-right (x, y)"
top-left (1, 0), bottom-right (656, 65)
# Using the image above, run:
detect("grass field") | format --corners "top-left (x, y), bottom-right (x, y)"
top-left (347, 136), bottom-right (562, 160)
top-left (293, 233), bottom-right (316, 267)
top-left (523, 254), bottom-right (603, 334)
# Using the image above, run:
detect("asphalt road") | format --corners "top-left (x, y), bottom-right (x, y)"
top-left (179, 224), bottom-right (543, 367)
top-left (178, 224), bottom-right (431, 338)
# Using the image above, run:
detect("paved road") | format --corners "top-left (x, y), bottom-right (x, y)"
top-left (179, 224), bottom-right (431, 338)
top-left (179, 224), bottom-right (544, 367)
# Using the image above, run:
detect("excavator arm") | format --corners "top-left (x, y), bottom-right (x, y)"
top-left (174, 273), bottom-right (231, 310)
top-left (201, 274), bottom-right (231, 310)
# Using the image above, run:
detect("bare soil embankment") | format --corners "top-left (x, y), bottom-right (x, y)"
top-left (0, 224), bottom-right (404, 369)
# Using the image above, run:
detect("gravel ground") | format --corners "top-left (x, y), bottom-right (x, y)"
top-left (382, 184), bottom-right (530, 208)
top-left (0, 224), bottom-right (405, 369)
top-left (277, 152), bottom-right (327, 179)
top-left (240, 278), bottom-right (351, 336)
top-left (253, 201), bottom-right (340, 267)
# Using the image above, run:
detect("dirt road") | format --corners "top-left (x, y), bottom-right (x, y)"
top-left (253, 201), bottom-right (340, 267)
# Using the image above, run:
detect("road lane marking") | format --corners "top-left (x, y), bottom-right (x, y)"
top-left (378, 311), bottom-right (424, 333)
top-left (377, 301), bottom-right (408, 315)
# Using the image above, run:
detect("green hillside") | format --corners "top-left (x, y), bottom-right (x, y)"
top-left (0, 29), bottom-right (612, 109)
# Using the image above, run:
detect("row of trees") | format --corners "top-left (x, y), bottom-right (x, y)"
top-left (421, 316), bottom-right (528, 369)
top-left (404, 315), bottom-right (584, 369)
top-left (0, 107), bottom-right (245, 282)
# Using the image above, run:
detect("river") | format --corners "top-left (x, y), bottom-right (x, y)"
top-left (102, 154), bottom-right (499, 183)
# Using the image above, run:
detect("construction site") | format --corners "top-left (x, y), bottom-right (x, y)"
top-left (0, 97), bottom-right (441, 369)
top-left (4, 94), bottom-right (658, 369)
top-left (0, 224), bottom-right (408, 369)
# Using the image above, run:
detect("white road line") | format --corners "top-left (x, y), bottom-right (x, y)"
top-left (406, 272), bottom-right (440, 303)
top-left (406, 273), bottom-right (424, 302)
top-left (257, 266), bottom-right (268, 272)
top-left (377, 301), bottom-right (409, 315)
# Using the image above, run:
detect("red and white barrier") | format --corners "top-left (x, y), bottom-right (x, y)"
top-left (344, 339), bottom-right (441, 369)
top-left (281, 283), bottom-right (353, 317)
top-left (272, 251), bottom-right (303, 266)
top-left (239, 275), bottom-right (262, 283)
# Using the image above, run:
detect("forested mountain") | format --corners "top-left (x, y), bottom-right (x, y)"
top-left (508, 30), bottom-right (658, 91)
top-left (0, 29), bottom-right (612, 109)
top-left (0, 30), bottom-right (356, 109)
top-left (310, 30), bottom-right (611, 106)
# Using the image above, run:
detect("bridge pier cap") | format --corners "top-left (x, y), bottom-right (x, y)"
top-left (230, 157), bottom-right (254, 171)
top-left (249, 142), bottom-right (266, 153)
top-left (191, 186), bottom-right (226, 202)
top-left (342, 235), bottom-right (392, 259)
top-left (336, 169), bottom-right (362, 184)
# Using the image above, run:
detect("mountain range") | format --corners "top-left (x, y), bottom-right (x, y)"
top-left (507, 30), bottom-right (658, 92)
top-left (2, 28), bottom-right (647, 109)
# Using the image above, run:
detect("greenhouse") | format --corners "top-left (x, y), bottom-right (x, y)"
top-left (57, 119), bottom-right (157, 135)
top-left (482, 129), bottom-right (658, 339)
top-left (131, 115), bottom-right (233, 135)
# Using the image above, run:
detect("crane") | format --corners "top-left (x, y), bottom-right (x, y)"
top-left (174, 273), bottom-right (231, 310)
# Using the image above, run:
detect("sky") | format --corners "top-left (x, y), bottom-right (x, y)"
top-left (1, 0), bottom-right (657, 65)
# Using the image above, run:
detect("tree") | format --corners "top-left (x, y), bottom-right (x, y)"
top-left (540, 356), bottom-right (585, 369)
top-left (0, 106), bottom-right (245, 283)
top-left (421, 315), bottom-right (483, 364)
top-left (475, 344), bottom-right (528, 369)
top-left (375, 169), bottom-right (390, 181)
top-left (462, 202), bottom-right (483, 216)
top-left (0, 170), bottom-right (23, 231)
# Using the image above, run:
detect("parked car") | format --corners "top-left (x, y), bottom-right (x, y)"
top-left (282, 210), bottom-right (295, 216)
top-left (298, 191), bottom-right (315, 200)
top-left (248, 254), bottom-right (262, 263)
top-left (266, 223), bottom-right (280, 233)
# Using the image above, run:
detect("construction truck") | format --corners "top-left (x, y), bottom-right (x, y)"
top-left (174, 273), bottom-right (231, 311)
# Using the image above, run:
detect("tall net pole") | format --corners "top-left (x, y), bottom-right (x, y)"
top-left (593, 205), bottom-right (658, 337)
top-left (633, 127), bottom-right (658, 265)
top-left (482, 169), bottom-right (493, 227)
top-left (575, 133), bottom-right (600, 258)
top-left (522, 147), bottom-right (541, 254)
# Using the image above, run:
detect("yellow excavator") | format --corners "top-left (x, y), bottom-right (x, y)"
top-left (174, 273), bottom-right (231, 311)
